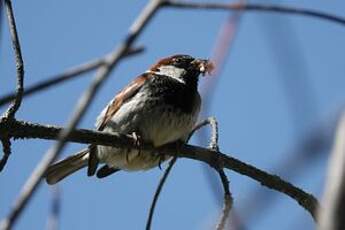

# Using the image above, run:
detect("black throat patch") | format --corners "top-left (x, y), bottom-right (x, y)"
top-left (145, 73), bottom-right (200, 114)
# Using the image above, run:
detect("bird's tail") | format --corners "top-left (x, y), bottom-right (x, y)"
top-left (45, 149), bottom-right (89, 185)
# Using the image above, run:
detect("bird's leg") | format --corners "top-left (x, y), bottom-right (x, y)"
top-left (158, 155), bottom-right (164, 170)
top-left (126, 149), bottom-right (130, 164)
top-left (125, 131), bottom-right (143, 164)
top-left (157, 139), bottom-right (184, 170)
top-left (173, 139), bottom-right (185, 157)
top-left (132, 131), bottom-right (143, 157)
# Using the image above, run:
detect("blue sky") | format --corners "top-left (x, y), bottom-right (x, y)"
top-left (1, 1), bottom-right (345, 229)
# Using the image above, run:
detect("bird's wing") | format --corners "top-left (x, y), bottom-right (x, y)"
top-left (96, 73), bottom-right (150, 131)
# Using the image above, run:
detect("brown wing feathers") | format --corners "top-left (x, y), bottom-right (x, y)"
top-left (88, 73), bottom-right (150, 176)
top-left (97, 73), bottom-right (150, 131)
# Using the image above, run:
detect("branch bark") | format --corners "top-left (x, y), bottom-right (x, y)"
top-left (146, 157), bottom-right (177, 230)
top-left (2, 0), bottom-right (24, 119)
top-left (216, 169), bottom-right (233, 230)
top-left (163, 1), bottom-right (345, 26)
top-left (0, 119), bottom-right (319, 223)
top-left (0, 0), bottom-right (25, 173)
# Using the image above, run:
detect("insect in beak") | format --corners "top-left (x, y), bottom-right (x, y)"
top-left (192, 59), bottom-right (215, 76)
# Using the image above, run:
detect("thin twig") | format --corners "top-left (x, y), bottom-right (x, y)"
top-left (0, 46), bottom-right (144, 107)
top-left (0, 137), bottom-right (11, 172)
top-left (198, 117), bottom-right (233, 230)
top-left (145, 157), bottom-right (177, 230)
top-left (207, 117), bottom-right (219, 151)
top-left (3, 0), bottom-right (24, 119)
top-left (0, 1), bottom-right (162, 229)
top-left (163, 0), bottom-right (345, 26)
top-left (0, 119), bottom-right (319, 222)
top-left (200, 8), bottom-right (244, 229)
top-left (0, 0), bottom-right (25, 174)
top-left (318, 112), bottom-right (345, 230)
top-left (0, 59), bottom-right (103, 107)
top-left (216, 169), bottom-right (233, 230)
top-left (188, 117), bottom-right (219, 144)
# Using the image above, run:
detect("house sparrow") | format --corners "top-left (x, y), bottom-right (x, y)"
top-left (46, 54), bottom-right (214, 185)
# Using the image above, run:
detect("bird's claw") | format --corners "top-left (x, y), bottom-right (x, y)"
top-left (158, 155), bottom-right (165, 170)
top-left (132, 131), bottom-right (143, 157)
top-left (125, 131), bottom-right (143, 164)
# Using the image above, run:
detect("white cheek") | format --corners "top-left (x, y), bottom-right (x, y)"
top-left (154, 65), bottom-right (186, 84)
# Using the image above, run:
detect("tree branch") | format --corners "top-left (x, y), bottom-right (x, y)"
top-left (216, 169), bottom-right (233, 230)
top-left (200, 117), bottom-right (233, 230)
top-left (145, 157), bottom-right (177, 230)
top-left (0, 119), bottom-right (319, 226)
top-left (2, 0), bottom-right (24, 119)
top-left (193, 117), bottom-right (234, 229)
top-left (199, 7), bottom-right (244, 229)
top-left (0, 46), bottom-right (144, 107)
top-left (0, 0), bottom-right (25, 173)
top-left (0, 137), bottom-right (11, 172)
top-left (163, 1), bottom-right (345, 26)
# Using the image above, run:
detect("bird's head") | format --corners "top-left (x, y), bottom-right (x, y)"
top-left (149, 54), bottom-right (214, 85)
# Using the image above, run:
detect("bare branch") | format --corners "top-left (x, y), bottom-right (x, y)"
top-left (216, 169), bottom-right (233, 230)
top-left (205, 119), bottom-right (232, 230)
top-left (146, 157), bottom-right (177, 230)
top-left (188, 117), bottom-right (219, 146)
top-left (163, 1), bottom-right (345, 26)
top-left (0, 119), bottom-right (319, 223)
top-left (0, 46), bottom-right (145, 107)
top-left (318, 112), bottom-right (345, 230)
top-left (186, 144), bottom-right (319, 220)
top-left (0, 137), bottom-right (11, 172)
top-left (195, 118), bottom-right (233, 230)
top-left (200, 8), bottom-right (244, 229)
top-left (2, 0), bottom-right (24, 119)
top-left (0, 59), bottom-right (103, 107)
top-left (0, 1), bottom-right (162, 229)
top-left (0, 0), bottom-right (24, 173)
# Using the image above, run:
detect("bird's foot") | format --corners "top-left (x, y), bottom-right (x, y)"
top-left (132, 131), bottom-right (143, 157)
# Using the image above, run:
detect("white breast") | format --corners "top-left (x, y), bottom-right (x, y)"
top-left (95, 91), bottom-right (200, 171)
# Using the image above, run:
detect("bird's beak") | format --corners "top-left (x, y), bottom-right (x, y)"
top-left (192, 59), bottom-right (215, 76)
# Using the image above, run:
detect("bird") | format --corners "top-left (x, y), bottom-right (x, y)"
top-left (45, 54), bottom-right (214, 185)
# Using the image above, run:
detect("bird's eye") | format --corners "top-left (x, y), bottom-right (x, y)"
top-left (174, 58), bottom-right (181, 63)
